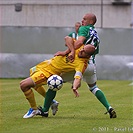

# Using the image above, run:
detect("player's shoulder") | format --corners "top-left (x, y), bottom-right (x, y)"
top-left (68, 32), bottom-right (76, 37)
top-left (80, 25), bottom-right (94, 30)
top-left (79, 26), bottom-right (87, 31)
top-left (78, 26), bottom-right (88, 35)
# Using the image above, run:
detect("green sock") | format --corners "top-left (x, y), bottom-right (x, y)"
top-left (95, 90), bottom-right (110, 110)
top-left (43, 89), bottom-right (56, 112)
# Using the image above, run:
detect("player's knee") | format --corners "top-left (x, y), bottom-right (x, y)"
top-left (20, 77), bottom-right (34, 92)
top-left (20, 80), bottom-right (29, 92)
top-left (20, 80), bottom-right (25, 91)
top-left (88, 83), bottom-right (100, 95)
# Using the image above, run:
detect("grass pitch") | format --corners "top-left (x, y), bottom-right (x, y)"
top-left (0, 79), bottom-right (132, 133)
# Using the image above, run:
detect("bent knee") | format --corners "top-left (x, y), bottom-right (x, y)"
top-left (20, 80), bottom-right (27, 92)
top-left (20, 78), bottom-right (34, 92)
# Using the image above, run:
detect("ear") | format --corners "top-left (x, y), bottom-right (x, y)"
top-left (90, 20), bottom-right (94, 25)
top-left (86, 55), bottom-right (91, 59)
top-left (86, 44), bottom-right (95, 55)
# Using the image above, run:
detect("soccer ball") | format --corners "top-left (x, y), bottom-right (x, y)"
top-left (47, 75), bottom-right (63, 91)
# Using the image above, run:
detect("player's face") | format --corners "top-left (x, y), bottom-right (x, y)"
top-left (78, 47), bottom-right (90, 58)
top-left (75, 23), bottom-right (81, 33)
top-left (81, 14), bottom-right (92, 26)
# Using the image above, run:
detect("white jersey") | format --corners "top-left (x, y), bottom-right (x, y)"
top-left (61, 60), bottom-right (97, 85)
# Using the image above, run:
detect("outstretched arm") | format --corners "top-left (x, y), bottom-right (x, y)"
top-left (72, 78), bottom-right (81, 97)
top-left (71, 70), bottom-right (84, 97)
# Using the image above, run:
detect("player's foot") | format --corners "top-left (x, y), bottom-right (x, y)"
top-left (37, 106), bottom-right (48, 117)
top-left (23, 108), bottom-right (41, 118)
top-left (51, 101), bottom-right (59, 115)
top-left (108, 108), bottom-right (117, 118)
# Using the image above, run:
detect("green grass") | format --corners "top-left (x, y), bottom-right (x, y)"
top-left (0, 79), bottom-right (133, 133)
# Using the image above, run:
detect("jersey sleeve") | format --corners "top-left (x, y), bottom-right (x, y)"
top-left (78, 26), bottom-right (89, 37)
top-left (74, 71), bottom-right (83, 79)
top-left (74, 58), bottom-right (88, 79)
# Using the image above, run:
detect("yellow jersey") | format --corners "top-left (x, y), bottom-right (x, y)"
top-left (30, 46), bottom-right (89, 85)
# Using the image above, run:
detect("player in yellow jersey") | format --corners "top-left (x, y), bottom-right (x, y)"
top-left (20, 42), bottom-right (95, 118)
top-left (30, 13), bottom-right (116, 119)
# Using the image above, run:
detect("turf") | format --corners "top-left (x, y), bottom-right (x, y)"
top-left (0, 79), bottom-right (133, 133)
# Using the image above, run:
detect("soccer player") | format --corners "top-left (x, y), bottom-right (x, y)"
top-left (41, 13), bottom-right (116, 118)
top-left (69, 22), bottom-right (81, 40)
top-left (20, 43), bottom-right (95, 118)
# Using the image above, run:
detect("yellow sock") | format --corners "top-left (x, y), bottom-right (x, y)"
top-left (34, 86), bottom-right (46, 97)
top-left (24, 89), bottom-right (37, 110)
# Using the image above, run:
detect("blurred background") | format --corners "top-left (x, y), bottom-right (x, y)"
top-left (0, 0), bottom-right (132, 80)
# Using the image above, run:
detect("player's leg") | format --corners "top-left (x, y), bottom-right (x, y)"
top-left (50, 99), bottom-right (59, 115)
top-left (38, 72), bottom-right (75, 117)
top-left (20, 69), bottom-right (49, 118)
top-left (83, 64), bottom-right (116, 118)
top-left (88, 82), bottom-right (116, 118)
top-left (30, 66), bottom-right (47, 97)
top-left (20, 77), bottom-right (41, 118)
top-left (38, 89), bottom-right (57, 117)
top-left (44, 72), bottom-right (74, 116)
top-left (34, 85), bottom-right (59, 115)
top-left (34, 86), bottom-right (46, 97)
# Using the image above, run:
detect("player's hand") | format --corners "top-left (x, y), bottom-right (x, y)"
top-left (67, 51), bottom-right (75, 63)
top-left (72, 88), bottom-right (79, 97)
top-left (54, 51), bottom-right (66, 56)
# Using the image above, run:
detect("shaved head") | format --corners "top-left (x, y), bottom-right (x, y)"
top-left (86, 13), bottom-right (97, 25)
top-left (82, 13), bottom-right (97, 26)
